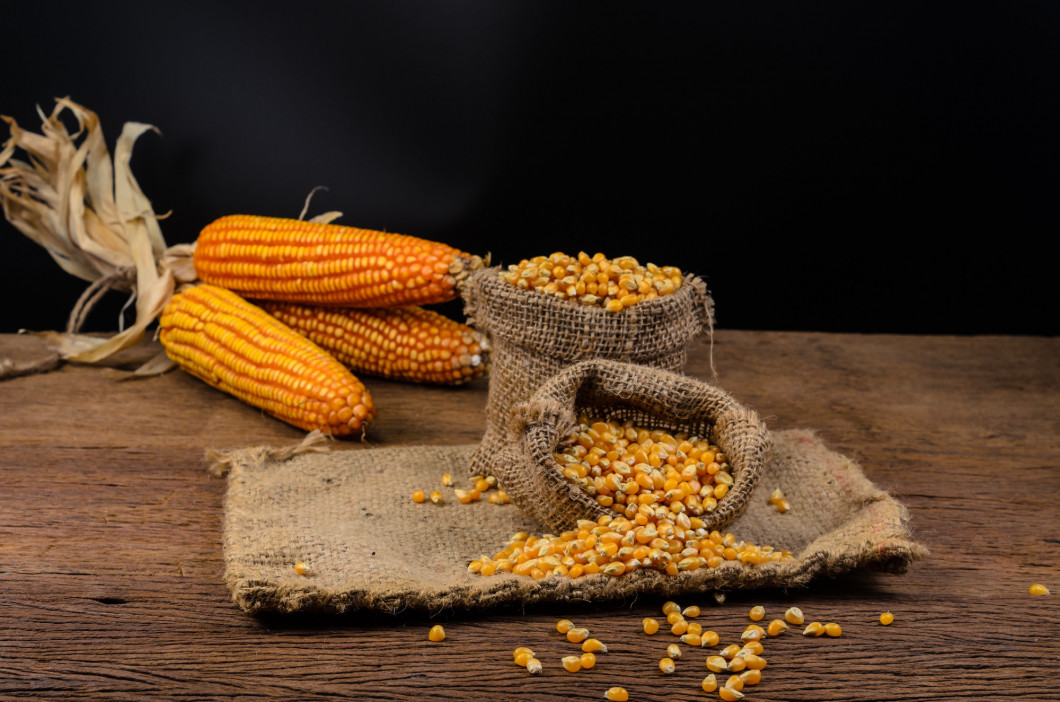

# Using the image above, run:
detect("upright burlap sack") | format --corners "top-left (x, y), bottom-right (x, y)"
top-left (462, 267), bottom-right (714, 479)
top-left (215, 431), bottom-right (927, 616)
top-left (494, 359), bottom-right (768, 533)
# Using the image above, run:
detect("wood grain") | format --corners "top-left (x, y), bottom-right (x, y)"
top-left (0, 331), bottom-right (1057, 701)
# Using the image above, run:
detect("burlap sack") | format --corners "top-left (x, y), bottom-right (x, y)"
top-left (461, 267), bottom-right (714, 480)
top-left (214, 431), bottom-right (926, 616)
top-left (493, 359), bottom-right (767, 534)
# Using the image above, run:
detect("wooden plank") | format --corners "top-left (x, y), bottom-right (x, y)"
top-left (0, 331), bottom-right (1057, 700)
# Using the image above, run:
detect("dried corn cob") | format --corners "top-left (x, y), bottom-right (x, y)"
top-left (193, 214), bottom-right (483, 307)
top-left (260, 302), bottom-right (489, 385)
top-left (158, 284), bottom-right (376, 436)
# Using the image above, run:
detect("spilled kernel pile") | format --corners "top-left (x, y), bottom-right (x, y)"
top-left (769, 488), bottom-right (790, 514)
top-left (500, 251), bottom-right (684, 312)
top-left (413, 473), bottom-right (511, 507)
top-left (557, 416), bottom-right (737, 518)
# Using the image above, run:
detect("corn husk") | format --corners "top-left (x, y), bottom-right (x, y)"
top-left (0, 97), bottom-right (196, 363)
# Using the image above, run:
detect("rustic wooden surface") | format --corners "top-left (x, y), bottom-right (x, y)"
top-left (0, 331), bottom-right (1057, 701)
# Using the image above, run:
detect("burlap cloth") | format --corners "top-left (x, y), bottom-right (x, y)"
top-left (496, 359), bottom-right (769, 534)
top-left (215, 431), bottom-right (926, 616)
top-left (462, 267), bottom-right (715, 480)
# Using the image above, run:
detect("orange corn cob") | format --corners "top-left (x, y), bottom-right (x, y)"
top-left (260, 302), bottom-right (490, 385)
top-left (193, 214), bottom-right (483, 307)
top-left (158, 284), bottom-right (376, 436)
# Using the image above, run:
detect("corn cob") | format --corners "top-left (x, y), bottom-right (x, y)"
top-left (193, 214), bottom-right (483, 307)
top-left (158, 284), bottom-right (376, 436)
top-left (259, 302), bottom-right (489, 385)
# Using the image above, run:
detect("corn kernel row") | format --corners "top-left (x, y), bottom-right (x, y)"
top-left (500, 251), bottom-right (683, 312)
top-left (557, 416), bottom-right (735, 521)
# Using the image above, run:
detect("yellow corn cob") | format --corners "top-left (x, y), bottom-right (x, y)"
top-left (192, 214), bottom-right (483, 307)
top-left (260, 302), bottom-right (490, 385)
top-left (158, 284), bottom-right (376, 436)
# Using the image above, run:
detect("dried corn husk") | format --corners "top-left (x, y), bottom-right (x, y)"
top-left (0, 97), bottom-right (196, 364)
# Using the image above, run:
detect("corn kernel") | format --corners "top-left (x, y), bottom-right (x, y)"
top-left (1029, 584), bottom-right (1050, 595)
top-left (701, 630), bottom-right (720, 647)
top-left (879, 612), bottom-right (894, 625)
top-left (580, 652), bottom-right (596, 669)
top-left (643, 617), bottom-right (660, 635)
top-left (739, 641), bottom-right (764, 656)
top-left (824, 622), bottom-right (843, 637)
top-left (702, 673), bottom-right (718, 692)
top-left (428, 625), bottom-right (445, 642)
top-left (728, 656), bottom-right (747, 673)
top-left (741, 624), bottom-right (765, 642)
top-left (719, 685), bottom-right (745, 701)
top-left (604, 687), bottom-right (629, 701)
top-left (739, 669), bottom-right (762, 685)
top-left (556, 619), bottom-right (574, 634)
top-left (742, 654), bottom-right (767, 670)
top-left (662, 600), bottom-right (681, 615)
top-left (666, 611), bottom-right (685, 625)
top-left (784, 606), bottom-right (804, 625)
top-left (412, 490), bottom-right (426, 503)
top-left (567, 627), bottom-right (590, 644)
top-left (294, 561), bottom-right (310, 576)
top-left (682, 605), bottom-right (701, 618)
top-left (749, 605), bottom-right (765, 621)
top-left (720, 644), bottom-right (741, 659)
top-left (659, 656), bottom-right (676, 674)
top-left (767, 619), bottom-right (788, 636)
top-left (582, 638), bottom-right (608, 653)
top-left (706, 656), bottom-right (729, 673)
top-left (525, 657), bottom-right (543, 675)
top-left (803, 622), bottom-right (825, 637)
top-left (429, 491), bottom-right (443, 504)
top-left (561, 655), bottom-right (582, 673)
top-left (441, 473), bottom-right (453, 486)
top-left (513, 647), bottom-right (535, 666)
top-left (725, 675), bottom-right (744, 692)
top-left (681, 633), bottom-right (703, 647)
top-left (667, 643), bottom-right (682, 660)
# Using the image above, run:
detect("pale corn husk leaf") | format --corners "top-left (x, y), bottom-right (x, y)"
top-left (0, 98), bottom-right (196, 363)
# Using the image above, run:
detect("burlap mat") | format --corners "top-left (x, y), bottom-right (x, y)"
top-left (215, 431), bottom-right (926, 616)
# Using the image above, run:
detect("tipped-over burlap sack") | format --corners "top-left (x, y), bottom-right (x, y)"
top-left (461, 267), bottom-right (714, 480)
top-left (215, 431), bottom-right (926, 616)
top-left (494, 359), bottom-right (768, 534)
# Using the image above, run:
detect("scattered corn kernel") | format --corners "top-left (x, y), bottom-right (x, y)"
top-left (428, 625), bottom-right (445, 642)
top-left (1030, 584), bottom-right (1050, 595)
top-left (561, 655), bottom-right (582, 673)
top-left (879, 612), bottom-right (894, 625)
top-left (749, 605), bottom-right (765, 621)
top-left (719, 685), bottom-right (745, 701)
top-left (643, 617), bottom-right (660, 635)
top-left (580, 652), bottom-right (597, 669)
top-left (659, 656), bottom-right (676, 674)
top-left (294, 561), bottom-right (310, 576)
top-left (681, 633), bottom-right (703, 647)
top-left (441, 473), bottom-right (453, 486)
top-left (525, 657), bottom-right (543, 674)
top-left (556, 619), bottom-right (574, 634)
top-left (726, 675), bottom-right (745, 692)
top-left (702, 673), bottom-right (718, 692)
top-left (583, 638), bottom-right (608, 653)
top-left (824, 622), bottom-right (843, 637)
top-left (767, 619), bottom-right (789, 636)
top-left (785, 607), bottom-right (805, 625)
top-left (567, 627), bottom-right (590, 644)
top-left (671, 620), bottom-right (689, 636)
top-left (774, 498), bottom-right (791, 513)
top-left (513, 647), bottom-right (535, 666)
top-left (720, 644), bottom-right (741, 659)
top-left (412, 490), bottom-right (426, 503)
top-left (803, 622), bottom-right (825, 637)
top-left (667, 643), bottom-right (682, 659)
top-left (728, 656), bottom-right (747, 673)
top-left (604, 687), bottom-right (629, 702)
top-left (662, 601), bottom-right (681, 615)
top-left (742, 654), bottom-right (767, 670)
top-left (706, 656), bottom-right (729, 673)
top-left (701, 630), bottom-right (720, 647)
top-left (429, 491), bottom-right (443, 504)
top-left (682, 605), bottom-right (701, 618)
top-left (739, 669), bottom-right (762, 685)
top-left (741, 624), bottom-right (765, 642)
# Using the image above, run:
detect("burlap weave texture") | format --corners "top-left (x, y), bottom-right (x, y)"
top-left (217, 431), bottom-right (926, 616)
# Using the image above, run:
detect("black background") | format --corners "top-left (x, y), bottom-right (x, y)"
top-left (2, 1), bottom-right (1057, 335)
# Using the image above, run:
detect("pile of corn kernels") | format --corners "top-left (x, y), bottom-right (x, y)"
top-left (500, 252), bottom-right (684, 311)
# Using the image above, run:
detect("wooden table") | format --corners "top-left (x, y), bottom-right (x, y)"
top-left (1, 331), bottom-right (1057, 700)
